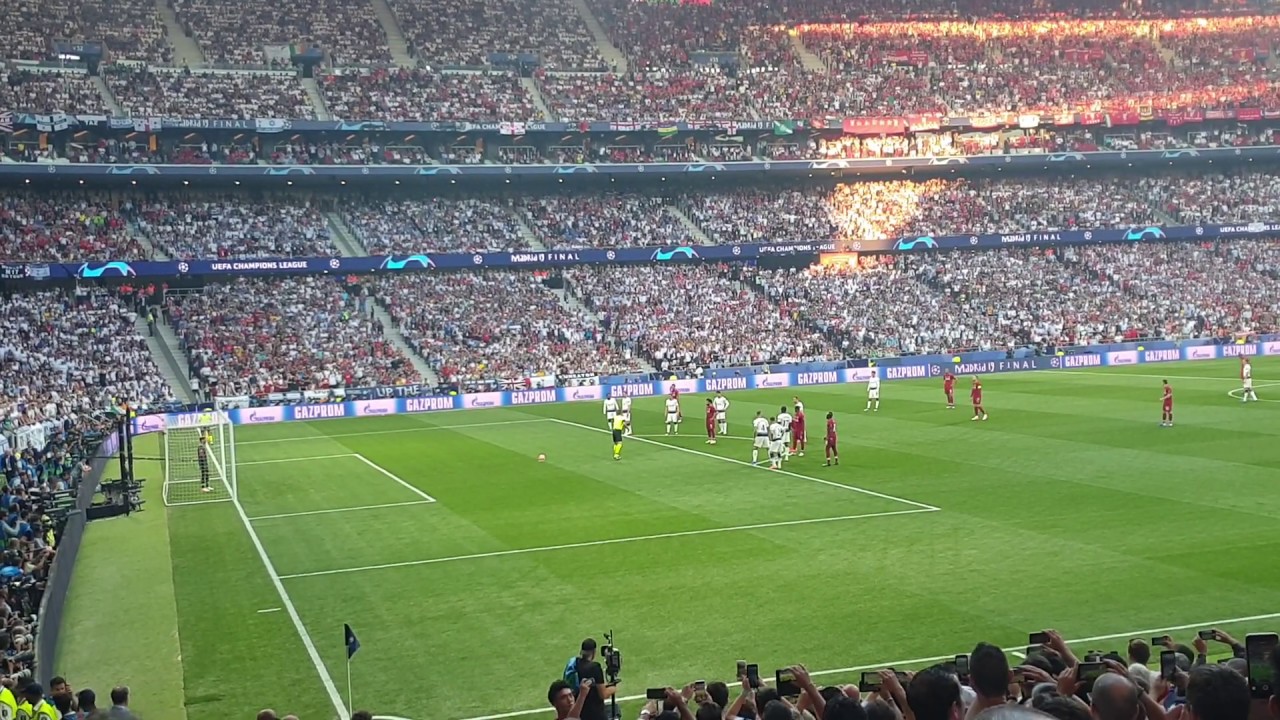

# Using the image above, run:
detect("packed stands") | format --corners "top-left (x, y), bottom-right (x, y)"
top-left (170, 0), bottom-right (391, 67)
top-left (0, 194), bottom-right (145, 262)
top-left (387, 0), bottom-right (606, 70)
top-left (376, 272), bottom-right (639, 389)
top-left (0, 68), bottom-right (107, 115)
top-left (104, 67), bottom-right (315, 120)
top-left (0, 0), bottom-right (171, 63)
top-left (342, 198), bottom-right (527, 254)
top-left (320, 69), bottom-right (538, 122)
top-left (132, 198), bottom-right (336, 259)
top-left (679, 176), bottom-right (1207, 245)
top-left (0, 290), bottom-right (174, 420)
top-left (536, 68), bottom-right (755, 123)
top-left (751, 239), bottom-right (1280, 357)
top-left (167, 276), bottom-right (415, 396)
top-left (516, 195), bottom-right (691, 249)
top-left (565, 264), bottom-right (840, 369)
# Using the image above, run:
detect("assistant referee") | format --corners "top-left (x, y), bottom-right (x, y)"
top-left (611, 414), bottom-right (626, 461)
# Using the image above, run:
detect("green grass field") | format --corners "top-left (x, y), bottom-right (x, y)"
top-left (59, 358), bottom-right (1280, 720)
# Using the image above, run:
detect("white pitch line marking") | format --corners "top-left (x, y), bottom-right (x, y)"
top-left (226, 473), bottom-right (350, 719)
top-left (551, 418), bottom-right (939, 512)
top-left (257, 607), bottom-right (281, 614)
top-left (1009, 650), bottom-right (1027, 659)
top-left (237, 418), bottom-right (552, 446)
top-left (277, 508), bottom-right (937, 580)
top-left (354, 453), bottom-right (436, 502)
top-left (248, 500), bottom-right (434, 521)
top-left (1227, 381), bottom-right (1280, 403)
top-left (457, 610), bottom-right (1280, 720)
top-left (238, 453), bottom-right (357, 466)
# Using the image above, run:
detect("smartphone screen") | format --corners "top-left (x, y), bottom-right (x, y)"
top-left (776, 669), bottom-right (800, 697)
top-left (955, 655), bottom-right (970, 677)
top-left (859, 671), bottom-right (883, 692)
top-left (746, 663), bottom-right (761, 689)
top-left (1029, 631), bottom-right (1051, 645)
top-left (1246, 633), bottom-right (1278, 699)
top-left (647, 688), bottom-right (667, 700)
top-left (1160, 651), bottom-right (1177, 680)
top-left (1198, 630), bottom-right (1215, 641)
top-left (695, 681), bottom-right (706, 692)
top-left (1151, 636), bottom-right (1168, 646)
top-left (1079, 662), bottom-right (1106, 688)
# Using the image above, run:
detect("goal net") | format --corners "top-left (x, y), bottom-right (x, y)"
top-left (163, 410), bottom-right (237, 506)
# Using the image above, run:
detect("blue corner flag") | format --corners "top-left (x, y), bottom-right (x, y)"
top-left (344, 623), bottom-right (361, 659)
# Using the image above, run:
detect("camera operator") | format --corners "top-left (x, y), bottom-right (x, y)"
top-left (569, 639), bottom-right (615, 720)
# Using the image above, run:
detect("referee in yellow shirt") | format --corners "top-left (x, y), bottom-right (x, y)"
top-left (611, 414), bottom-right (626, 460)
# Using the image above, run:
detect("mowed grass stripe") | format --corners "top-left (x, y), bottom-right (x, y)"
top-left (258, 421), bottom-right (916, 577)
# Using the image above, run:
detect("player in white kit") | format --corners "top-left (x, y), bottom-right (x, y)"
top-left (620, 393), bottom-right (633, 435)
top-left (865, 374), bottom-right (881, 412)
top-left (751, 411), bottom-right (769, 465)
top-left (664, 395), bottom-right (682, 434)
top-left (603, 396), bottom-right (619, 429)
top-left (1241, 357), bottom-right (1258, 402)
top-left (712, 391), bottom-right (730, 435)
top-left (767, 417), bottom-right (785, 470)
top-left (776, 406), bottom-right (793, 460)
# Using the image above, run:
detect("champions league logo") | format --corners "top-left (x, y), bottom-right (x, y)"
top-left (380, 255), bottom-right (435, 271)
top-left (77, 261), bottom-right (136, 278)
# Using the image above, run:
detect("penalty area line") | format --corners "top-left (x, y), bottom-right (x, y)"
top-left (550, 418), bottom-right (939, 512)
top-left (458, 610), bottom-right (1280, 720)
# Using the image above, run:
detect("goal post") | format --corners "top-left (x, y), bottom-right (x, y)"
top-left (163, 410), bottom-right (237, 506)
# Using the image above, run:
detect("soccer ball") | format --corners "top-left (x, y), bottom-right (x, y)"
top-left (537, 453), bottom-right (546, 463)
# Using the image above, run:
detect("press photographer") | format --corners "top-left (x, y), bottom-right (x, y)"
top-left (565, 636), bottom-right (620, 720)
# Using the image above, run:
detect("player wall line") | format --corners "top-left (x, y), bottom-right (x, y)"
top-left (457, 610), bottom-right (1280, 720)
top-left (548, 418), bottom-right (941, 512)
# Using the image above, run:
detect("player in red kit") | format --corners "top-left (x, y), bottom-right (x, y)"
top-left (704, 398), bottom-right (717, 444)
top-left (824, 412), bottom-right (838, 466)
top-left (1161, 379), bottom-right (1174, 427)
top-left (669, 385), bottom-right (680, 401)
top-left (790, 405), bottom-right (806, 456)
top-left (970, 376), bottom-right (987, 421)
top-left (943, 371), bottom-right (956, 409)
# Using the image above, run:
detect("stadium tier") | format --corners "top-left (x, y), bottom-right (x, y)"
top-left (2, 172), bottom-right (1279, 262)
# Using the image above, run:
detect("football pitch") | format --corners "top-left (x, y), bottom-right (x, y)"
top-left (60, 359), bottom-right (1280, 720)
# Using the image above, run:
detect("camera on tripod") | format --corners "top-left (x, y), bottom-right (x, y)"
top-left (602, 629), bottom-right (621, 682)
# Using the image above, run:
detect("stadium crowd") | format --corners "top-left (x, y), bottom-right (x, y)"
top-left (103, 68), bottom-right (316, 120)
top-left (752, 239), bottom-right (1280, 357)
top-left (342, 197), bottom-right (527, 254)
top-left (166, 276), bottom-right (417, 397)
top-left (319, 69), bottom-right (539, 122)
top-left (170, 0), bottom-right (392, 67)
top-left (386, 0), bottom-right (606, 70)
top-left (376, 272), bottom-right (640, 389)
top-left (517, 194), bottom-right (692, 249)
top-left (132, 197), bottom-right (336, 259)
top-left (549, 629), bottom-right (1279, 720)
top-left (1, 171), bottom-right (1276, 262)
top-left (564, 264), bottom-right (840, 369)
